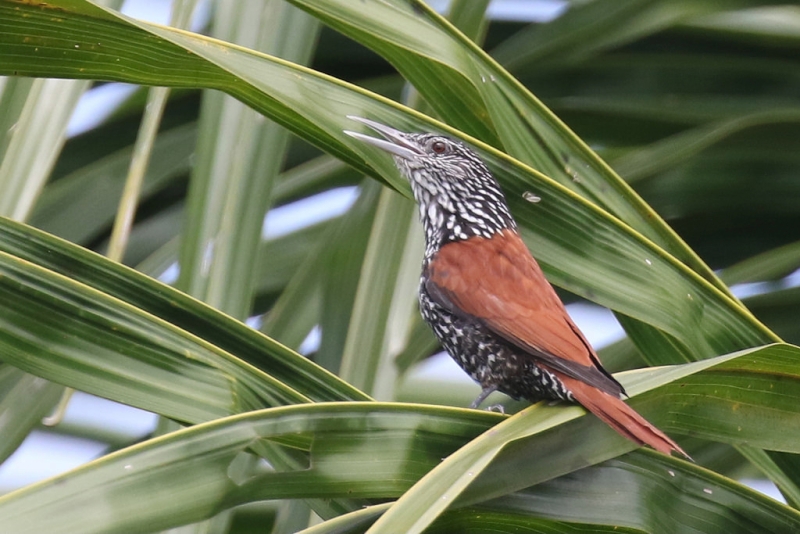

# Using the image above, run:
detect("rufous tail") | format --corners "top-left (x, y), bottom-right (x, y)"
top-left (559, 374), bottom-right (690, 460)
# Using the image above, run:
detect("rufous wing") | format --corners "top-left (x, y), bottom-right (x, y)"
top-left (425, 229), bottom-right (622, 397)
top-left (425, 229), bottom-right (688, 458)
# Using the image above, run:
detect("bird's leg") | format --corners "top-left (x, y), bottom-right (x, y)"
top-left (470, 385), bottom-right (499, 409)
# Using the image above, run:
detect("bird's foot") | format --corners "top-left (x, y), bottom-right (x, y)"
top-left (486, 404), bottom-right (505, 414)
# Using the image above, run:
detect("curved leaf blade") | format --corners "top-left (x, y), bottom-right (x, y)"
top-left (0, 217), bottom-right (369, 409)
top-left (368, 344), bottom-right (800, 533)
top-left (0, 1), bottom-right (779, 365)
top-left (0, 403), bottom-right (495, 534)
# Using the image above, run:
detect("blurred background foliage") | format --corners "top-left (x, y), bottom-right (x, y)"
top-left (0, 0), bottom-right (799, 532)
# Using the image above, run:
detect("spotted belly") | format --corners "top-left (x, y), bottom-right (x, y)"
top-left (418, 285), bottom-right (572, 403)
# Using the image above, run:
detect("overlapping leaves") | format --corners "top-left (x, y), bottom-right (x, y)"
top-left (0, 1), bottom-right (798, 533)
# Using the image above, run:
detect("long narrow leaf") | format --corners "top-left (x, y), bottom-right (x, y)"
top-left (0, 0), bottom-right (778, 363)
top-left (368, 344), bottom-right (800, 533)
top-left (0, 217), bottom-right (368, 405)
top-left (0, 404), bottom-right (495, 534)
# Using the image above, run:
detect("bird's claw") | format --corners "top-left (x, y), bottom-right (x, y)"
top-left (486, 404), bottom-right (505, 414)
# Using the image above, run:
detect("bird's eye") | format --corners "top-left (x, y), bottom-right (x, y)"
top-left (431, 140), bottom-right (447, 154)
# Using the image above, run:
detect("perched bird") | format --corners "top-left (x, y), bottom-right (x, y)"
top-left (344, 116), bottom-right (687, 458)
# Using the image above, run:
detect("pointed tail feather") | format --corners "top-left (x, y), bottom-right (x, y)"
top-left (558, 374), bottom-right (690, 459)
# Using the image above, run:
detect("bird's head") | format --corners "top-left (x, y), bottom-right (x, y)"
top-left (344, 116), bottom-right (515, 250)
top-left (344, 116), bottom-right (497, 199)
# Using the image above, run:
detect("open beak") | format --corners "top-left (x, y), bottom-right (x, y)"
top-left (343, 116), bottom-right (422, 160)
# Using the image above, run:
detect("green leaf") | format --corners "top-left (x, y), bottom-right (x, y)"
top-left (0, 0), bottom-right (779, 365)
top-left (0, 217), bottom-right (368, 408)
top-left (4, 345), bottom-right (800, 534)
top-left (0, 77), bottom-right (89, 220)
top-left (29, 124), bottom-right (195, 245)
top-left (368, 345), bottom-right (800, 533)
top-left (313, 181), bottom-right (381, 372)
top-left (287, 0), bottom-right (728, 290)
top-left (611, 110), bottom-right (800, 183)
top-left (721, 240), bottom-right (800, 285)
top-left (0, 366), bottom-right (63, 464)
top-left (338, 187), bottom-right (416, 397)
top-left (485, 450), bottom-right (800, 534)
top-left (493, 0), bottom-right (750, 69)
top-left (178, 1), bottom-right (321, 318)
top-left (0, 403), bottom-right (495, 534)
top-left (738, 446), bottom-right (800, 509)
top-left (1, 2), bottom-right (798, 531)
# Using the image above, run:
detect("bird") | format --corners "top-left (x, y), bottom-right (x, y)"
top-left (344, 116), bottom-right (687, 458)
